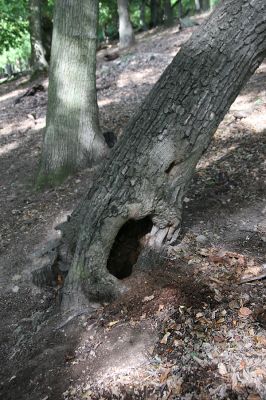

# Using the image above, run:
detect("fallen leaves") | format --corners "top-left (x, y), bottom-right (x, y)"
top-left (254, 336), bottom-right (266, 346)
top-left (107, 320), bottom-right (119, 327)
top-left (238, 307), bottom-right (252, 318)
top-left (160, 332), bottom-right (171, 344)
top-left (142, 294), bottom-right (155, 303)
top-left (159, 367), bottom-right (171, 383)
top-left (218, 362), bottom-right (227, 375)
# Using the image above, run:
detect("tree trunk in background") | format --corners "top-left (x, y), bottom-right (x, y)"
top-left (41, 16), bottom-right (52, 63)
top-left (40, 0), bottom-right (53, 63)
top-left (29, 0), bottom-right (49, 76)
top-left (177, 0), bottom-right (183, 18)
top-left (200, 0), bottom-right (210, 11)
top-left (117, 0), bottom-right (135, 48)
top-left (195, 0), bottom-right (201, 12)
top-left (150, 0), bottom-right (159, 27)
top-left (140, 0), bottom-right (147, 31)
top-left (60, 0), bottom-right (266, 310)
top-left (38, 0), bottom-right (107, 186)
top-left (164, 0), bottom-right (174, 26)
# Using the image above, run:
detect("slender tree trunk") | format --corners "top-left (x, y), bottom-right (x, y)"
top-left (40, 0), bottom-right (52, 63)
top-left (140, 0), bottom-right (147, 31)
top-left (195, 0), bottom-right (201, 12)
top-left (177, 0), bottom-right (183, 18)
top-left (29, 0), bottom-right (49, 76)
top-left (117, 0), bottom-right (135, 48)
top-left (37, 0), bottom-right (107, 186)
top-left (164, 0), bottom-right (174, 26)
top-left (200, 0), bottom-right (210, 11)
top-left (150, 0), bottom-right (159, 27)
top-left (60, 0), bottom-right (266, 310)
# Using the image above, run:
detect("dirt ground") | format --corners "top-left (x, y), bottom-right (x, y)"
top-left (0, 17), bottom-right (265, 400)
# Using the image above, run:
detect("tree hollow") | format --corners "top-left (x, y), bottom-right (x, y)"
top-left (107, 216), bottom-right (153, 279)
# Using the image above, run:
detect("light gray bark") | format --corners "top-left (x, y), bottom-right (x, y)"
top-left (195, 0), bottom-right (201, 12)
top-left (117, 0), bottom-right (135, 48)
top-left (60, 0), bottom-right (266, 310)
top-left (38, 0), bottom-right (107, 185)
top-left (29, 0), bottom-right (49, 75)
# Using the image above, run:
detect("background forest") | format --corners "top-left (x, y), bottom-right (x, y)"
top-left (0, 0), bottom-right (219, 77)
top-left (0, 1), bottom-right (266, 400)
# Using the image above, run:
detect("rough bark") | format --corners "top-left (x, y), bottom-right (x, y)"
top-left (61, 0), bottom-right (266, 310)
top-left (29, 0), bottom-right (49, 75)
top-left (38, 0), bottom-right (107, 186)
top-left (117, 0), bottom-right (135, 49)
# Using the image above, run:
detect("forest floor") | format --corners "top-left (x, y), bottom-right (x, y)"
top-left (0, 16), bottom-right (266, 400)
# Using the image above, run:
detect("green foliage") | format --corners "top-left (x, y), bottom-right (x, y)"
top-left (0, 0), bottom-right (29, 52)
top-left (0, 32), bottom-right (30, 72)
top-left (0, 0), bottom-right (31, 72)
top-left (99, 0), bottom-right (118, 41)
top-left (210, 0), bottom-right (220, 7)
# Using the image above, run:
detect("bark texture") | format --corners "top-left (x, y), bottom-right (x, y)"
top-left (38, 0), bottom-right (107, 185)
top-left (117, 0), bottom-right (135, 48)
top-left (29, 0), bottom-right (49, 74)
top-left (61, 0), bottom-right (266, 310)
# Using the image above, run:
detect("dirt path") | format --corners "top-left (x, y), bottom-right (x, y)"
top-left (0, 19), bottom-right (265, 400)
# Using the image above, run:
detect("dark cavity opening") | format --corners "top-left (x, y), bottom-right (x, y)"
top-left (107, 216), bottom-right (153, 279)
top-left (165, 160), bottom-right (176, 174)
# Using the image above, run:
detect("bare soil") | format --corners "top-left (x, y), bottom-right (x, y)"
top-left (0, 17), bottom-right (265, 400)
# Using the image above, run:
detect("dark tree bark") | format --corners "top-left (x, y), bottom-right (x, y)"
top-left (140, 0), bottom-right (147, 31)
top-left (29, 0), bottom-right (49, 75)
top-left (38, 0), bottom-right (107, 186)
top-left (41, 15), bottom-right (53, 63)
top-left (177, 0), bottom-right (183, 18)
top-left (60, 0), bottom-right (266, 311)
top-left (40, 0), bottom-right (53, 63)
top-left (117, 0), bottom-right (135, 48)
top-left (164, 0), bottom-right (174, 26)
top-left (200, 0), bottom-right (210, 11)
top-left (150, 0), bottom-right (159, 27)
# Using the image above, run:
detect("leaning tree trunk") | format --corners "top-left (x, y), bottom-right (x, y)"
top-left (61, 0), bottom-right (266, 310)
top-left (29, 0), bottom-right (49, 76)
top-left (37, 0), bottom-right (107, 186)
top-left (117, 0), bottom-right (135, 48)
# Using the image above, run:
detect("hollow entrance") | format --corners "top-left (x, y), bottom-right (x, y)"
top-left (107, 216), bottom-right (153, 279)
